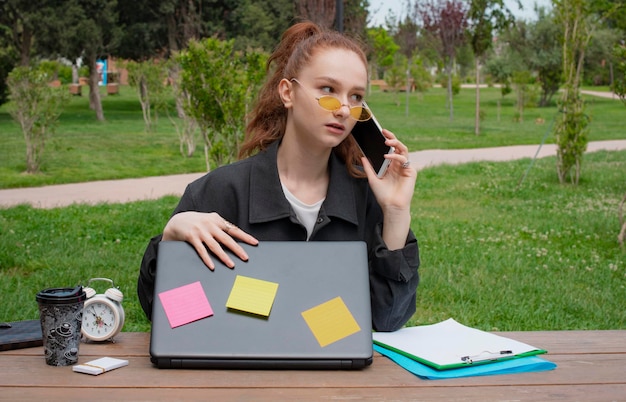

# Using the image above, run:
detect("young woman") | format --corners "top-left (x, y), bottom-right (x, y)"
top-left (138, 21), bottom-right (419, 332)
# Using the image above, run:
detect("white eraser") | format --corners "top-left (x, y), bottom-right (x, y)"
top-left (73, 357), bottom-right (129, 375)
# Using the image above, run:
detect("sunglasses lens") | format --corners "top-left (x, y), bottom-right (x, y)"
top-left (318, 96), bottom-right (342, 112)
top-left (352, 107), bottom-right (371, 121)
top-left (317, 95), bottom-right (372, 121)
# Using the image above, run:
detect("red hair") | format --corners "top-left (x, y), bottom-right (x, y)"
top-left (239, 21), bottom-right (368, 178)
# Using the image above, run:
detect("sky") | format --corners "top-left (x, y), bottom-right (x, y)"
top-left (367, 0), bottom-right (553, 27)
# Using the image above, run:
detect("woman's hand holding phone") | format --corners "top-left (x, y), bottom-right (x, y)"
top-left (352, 103), bottom-right (417, 250)
top-left (350, 103), bottom-right (395, 178)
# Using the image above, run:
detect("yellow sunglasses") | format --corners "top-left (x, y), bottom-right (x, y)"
top-left (290, 79), bottom-right (372, 121)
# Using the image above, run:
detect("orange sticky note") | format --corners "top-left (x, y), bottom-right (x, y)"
top-left (225, 275), bottom-right (279, 317)
top-left (301, 296), bottom-right (361, 347)
top-left (158, 281), bottom-right (213, 328)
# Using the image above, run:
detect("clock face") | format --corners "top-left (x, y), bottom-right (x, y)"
top-left (82, 300), bottom-right (119, 341)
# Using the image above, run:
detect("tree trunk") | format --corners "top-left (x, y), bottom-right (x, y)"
top-left (169, 65), bottom-right (186, 119)
top-left (167, 14), bottom-right (179, 56)
top-left (19, 26), bottom-right (33, 66)
top-left (447, 63), bottom-right (454, 121)
top-left (139, 77), bottom-right (152, 132)
top-left (475, 58), bottom-right (480, 135)
top-left (88, 55), bottom-right (105, 121)
top-left (405, 68), bottom-right (410, 117)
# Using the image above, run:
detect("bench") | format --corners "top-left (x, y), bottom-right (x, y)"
top-left (370, 79), bottom-right (388, 91)
top-left (1, 330), bottom-right (624, 400)
top-left (370, 79), bottom-right (416, 92)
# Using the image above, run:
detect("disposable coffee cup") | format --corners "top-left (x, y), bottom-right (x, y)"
top-left (36, 286), bottom-right (86, 366)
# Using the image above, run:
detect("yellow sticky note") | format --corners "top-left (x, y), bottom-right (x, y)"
top-left (301, 296), bottom-right (361, 347)
top-left (226, 275), bottom-right (279, 317)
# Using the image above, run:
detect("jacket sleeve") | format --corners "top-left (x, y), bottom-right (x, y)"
top-left (136, 181), bottom-right (202, 320)
top-left (137, 234), bottom-right (162, 320)
top-left (368, 226), bottom-right (420, 332)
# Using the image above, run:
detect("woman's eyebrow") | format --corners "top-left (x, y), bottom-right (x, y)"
top-left (316, 76), bottom-right (366, 92)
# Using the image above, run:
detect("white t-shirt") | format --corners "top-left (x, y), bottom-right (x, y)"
top-left (281, 183), bottom-right (324, 240)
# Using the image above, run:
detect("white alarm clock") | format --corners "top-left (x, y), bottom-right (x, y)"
top-left (81, 278), bottom-right (125, 342)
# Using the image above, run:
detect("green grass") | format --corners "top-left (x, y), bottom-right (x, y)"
top-left (0, 86), bottom-right (206, 189)
top-left (366, 87), bottom-right (625, 151)
top-left (409, 150), bottom-right (626, 331)
top-left (1, 85), bottom-right (624, 188)
top-left (0, 197), bottom-right (179, 331)
top-left (0, 85), bottom-right (625, 332)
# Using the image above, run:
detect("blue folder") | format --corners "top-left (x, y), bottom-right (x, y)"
top-left (374, 344), bottom-right (557, 380)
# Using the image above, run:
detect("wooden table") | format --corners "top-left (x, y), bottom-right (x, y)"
top-left (1, 331), bottom-right (624, 401)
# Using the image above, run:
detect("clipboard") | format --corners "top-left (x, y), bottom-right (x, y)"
top-left (372, 318), bottom-right (547, 370)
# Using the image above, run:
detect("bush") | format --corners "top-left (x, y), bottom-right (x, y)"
top-left (7, 66), bottom-right (70, 173)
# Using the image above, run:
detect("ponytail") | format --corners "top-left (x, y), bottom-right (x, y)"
top-left (240, 21), bottom-right (367, 178)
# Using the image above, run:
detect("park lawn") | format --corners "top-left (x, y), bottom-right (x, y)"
top-left (1, 150), bottom-right (624, 332)
top-left (0, 86), bottom-right (206, 189)
top-left (1, 85), bottom-right (624, 189)
top-left (1, 84), bottom-right (624, 332)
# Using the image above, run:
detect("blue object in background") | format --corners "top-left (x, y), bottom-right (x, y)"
top-left (96, 59), bottom-right (107, 86)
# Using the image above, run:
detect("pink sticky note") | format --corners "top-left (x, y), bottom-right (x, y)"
top-left (158, 281), bottom-right (213, 328)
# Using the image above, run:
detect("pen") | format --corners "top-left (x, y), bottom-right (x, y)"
top-left (461, 350), bottom-right (514, 363)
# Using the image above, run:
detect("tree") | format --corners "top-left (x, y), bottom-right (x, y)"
top-left (168, 66), bottom-right (199, 158)
top-left (177, 38), bottom-right (266, 170)
top-left (394, 13), bottom-right (421, 115)
top-left (343, 0), bottom-right (369, 38)
top-left (114, 0), bottom-right (167, 61)
top-left (116, 0), bottom-right (296, 58)
top-left (553, 0), bottom-right (594, 185)
top-left (410, 55), bottom-right (434, 97)
top-left (612, 44), bottom-right (626, 105)
top-left (416, 0), bottom-right (469, 121)
top-left (467, 0), bottom-right (516, 134)
top-left (0, 0), bottom-right (47, 106)
top-left (0, 43), bottom-right (16, 107)
top-left (0, 0), bottom-right (49, 67)
top-left (583, 27), bottom-right (622, 85)
top-left (590, 0), bottom-right (626, 34)
top-left (366, 27), bottom-right (399, 83)
top-left (296, 0), bottom-right (336, 28)
top-left (220, 0), bottom-right (293, 52)
top-left (527, 7), bottom-right (563, 107)
top-left (386, 53), bottom-right (409, 106)
top-left (492, 19), bottom-right (538, 121)
top-left (126, 59), bottom-right (170, 133)
top-left (37, 0), bottom-right (122, 122)
top-left (7, 66), bottom-right (70, 173)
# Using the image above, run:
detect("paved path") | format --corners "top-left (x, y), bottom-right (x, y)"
top-left (1, 140), bottom-right (625, 209)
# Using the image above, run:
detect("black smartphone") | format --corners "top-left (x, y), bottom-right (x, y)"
top-left (350, 102), bottom-right (395, 178)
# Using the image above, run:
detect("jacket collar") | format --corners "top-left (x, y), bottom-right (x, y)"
top-left (249, 141), bottom-right (359, 226)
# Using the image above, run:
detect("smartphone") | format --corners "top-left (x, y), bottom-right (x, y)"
top-left (350, 102), bottom-right (395, 178)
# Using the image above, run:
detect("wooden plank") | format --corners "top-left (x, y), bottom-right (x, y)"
top-left (0, 354), bottom-right (623, 388)
top-left (497, 330), bottom-right (626, 354)
top-left (1, 384), bottom-right (625, 401)
top-left (2, 332), bottom-right (150, 357)
top-left (4, 331), bottom-right (623, 358)
top-left (2, 329), bottom-right (624, 402)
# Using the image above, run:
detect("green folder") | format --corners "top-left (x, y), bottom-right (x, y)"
top-left (372, 318), bottom-right (547, 370)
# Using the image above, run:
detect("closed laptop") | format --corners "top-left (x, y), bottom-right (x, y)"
top-left (150, 241), bottom-right (373, 369)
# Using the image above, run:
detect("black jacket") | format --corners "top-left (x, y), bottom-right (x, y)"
top-left (138, 141), bottom-right (420, 331)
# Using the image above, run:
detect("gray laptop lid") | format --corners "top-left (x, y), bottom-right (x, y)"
top-left (150, 241), bottom-right (373, 369)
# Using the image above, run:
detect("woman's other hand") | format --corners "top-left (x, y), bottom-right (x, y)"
top-left (162, 211), bottom-right (259, 270)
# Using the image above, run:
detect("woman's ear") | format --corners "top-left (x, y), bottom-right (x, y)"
top-left (278, 78), bottom-right (293, 109)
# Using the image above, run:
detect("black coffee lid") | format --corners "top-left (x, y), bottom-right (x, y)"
top-left (36, 286), bottom-right (86, 304)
